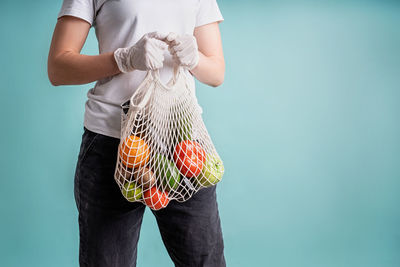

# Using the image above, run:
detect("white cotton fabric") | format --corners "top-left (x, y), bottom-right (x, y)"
top-left (57, 0), bottom-right (224, 138)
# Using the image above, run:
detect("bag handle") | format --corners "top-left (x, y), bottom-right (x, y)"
top-left (150, 34), bottom-right (186, 89)
top-left (127, 36), bottom-right (188, 110)
top-left (150, 63), bottom-right (183, 90)
top-left (129, 76), bottom-right (155, 111)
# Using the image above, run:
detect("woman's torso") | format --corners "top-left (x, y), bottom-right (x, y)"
top-left (85, 0), bottom-right (200, 138)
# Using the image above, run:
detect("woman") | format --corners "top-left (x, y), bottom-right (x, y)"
top-left (47, 0), bottom-right (226, 266)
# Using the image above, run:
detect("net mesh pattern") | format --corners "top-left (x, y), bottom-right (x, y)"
top-left (114, 67), bottom-right (224, 210)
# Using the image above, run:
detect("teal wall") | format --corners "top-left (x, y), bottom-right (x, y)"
top-left (1, 0), bottom-right (399, 266)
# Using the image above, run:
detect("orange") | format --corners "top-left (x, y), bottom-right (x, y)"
top-left (119, 135), bottom-right (150, 168)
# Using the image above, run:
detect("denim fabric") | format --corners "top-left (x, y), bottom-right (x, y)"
top-left (74, 127), bottom-right (226, 267)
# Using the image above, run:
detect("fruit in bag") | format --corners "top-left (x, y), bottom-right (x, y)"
top-left (178, 113), bottom-right (193, 142)
top-left (196, 154), bottom-right (224, 187)
top-left (116, 164), bottom-right (133, 184)
top-left (115, 64), bottom-right (224, 206)
top-left (173, 140), bottom-right (206, 178)
top-left (144, 186), bottom-right (169, 210)
top-left (119, 135), bottom-right (150, 168)
top-left (122, 182), bottom-right (143, 202)
top-left (155, 154), bottom-right (181, 191)
top-left (135, 167), bottom-right (156, 189)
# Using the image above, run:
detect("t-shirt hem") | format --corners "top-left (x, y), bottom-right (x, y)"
top-left (83, 123), bottom-right (121, 140)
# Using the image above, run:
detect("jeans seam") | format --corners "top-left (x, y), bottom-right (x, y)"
top-left (80, 133), bottom-right (99, 165)
top-left (77, 131), bottom-right (99, 267)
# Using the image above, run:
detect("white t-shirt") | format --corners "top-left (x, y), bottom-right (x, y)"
top-left (57, 0), bottom-right (224, 138)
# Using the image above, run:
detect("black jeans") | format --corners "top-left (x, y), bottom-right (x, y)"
top-left (74, 127), bottom-right (226, 267)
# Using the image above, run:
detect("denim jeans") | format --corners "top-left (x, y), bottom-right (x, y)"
top-left (74, 127), bottom-right (226, 267)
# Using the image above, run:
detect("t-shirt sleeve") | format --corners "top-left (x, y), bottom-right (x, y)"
top-left (195, 0), bottom-right (224, 27)
top-left (57, 0), bottom-right (95, 26)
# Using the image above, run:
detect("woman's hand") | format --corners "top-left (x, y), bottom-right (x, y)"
top-left (166, 33), bottom-right (200, 70)
top-left (114, 32), bottom-right (169, 73)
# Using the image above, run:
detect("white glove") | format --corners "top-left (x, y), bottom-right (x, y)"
top-left (114, 32), bottom-right (168, 73)
top-left (166, 33), bottom-right (199, 70)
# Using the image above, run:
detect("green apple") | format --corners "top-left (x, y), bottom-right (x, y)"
top-left (122, 182), bottom-right (142, 202)
top-left (156, 154), bottom-right (181, 190)
top-left (197, 154), bottom-right (224, 187)
top-left (170, 107), bottom-right (192, 143)
top-left (178, 114), bottom-right (193, 142)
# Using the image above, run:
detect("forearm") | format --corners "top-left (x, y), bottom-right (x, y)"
top-left (48, 51), bottom-right (120, 86)
top-left (190, 51), bottom-right (225, 87)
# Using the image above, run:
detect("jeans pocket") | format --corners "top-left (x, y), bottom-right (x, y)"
top-left (74, 128), bottom-right (99, 210)
top-left (79, 128), bottom-right (99, 165)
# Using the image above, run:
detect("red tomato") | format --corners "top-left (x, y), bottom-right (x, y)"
top-left (173, 140), bottom-right (206, 178)
top-left (144, 187), bottom-right (169, 210)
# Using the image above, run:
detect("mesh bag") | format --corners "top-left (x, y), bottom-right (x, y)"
top-left (114, 65), bottom-right (224, 210)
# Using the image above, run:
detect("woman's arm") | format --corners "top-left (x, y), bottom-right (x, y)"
top-left (191, 22), bottom-right (225, 87)
top-left (47, 16), bottom-right (120, 86)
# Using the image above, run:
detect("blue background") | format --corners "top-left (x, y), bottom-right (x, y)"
top-left (1, 0), bottom-right (399, 266)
